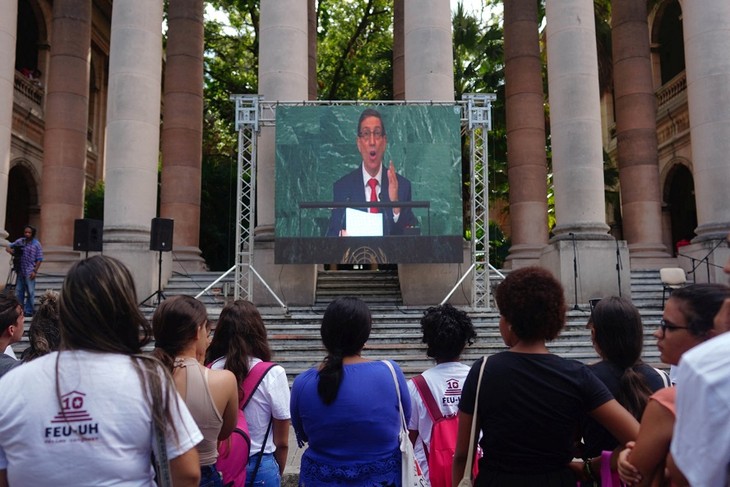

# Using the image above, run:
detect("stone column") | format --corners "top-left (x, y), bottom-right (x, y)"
top-left (38, 0), bottom-right (92, 272)
top-left (254, 0), bottom-right (311, 305)
top-left (393, 0), bottom-right (404, 100)
top-left (540, 0), bottom-right (631, 303)
top-left (403, 0), bottom-right (454, 101)
top-left (503, 0), bottom-right (549, 269)
top-left (160, 0), bottom-right (206, 272)
top-left (612, 0), bottom-right (670, 267)
top-left (399, 0), bottom-right (467, 305)
top-left (103, 0), bottom-right (164, 297)
top-left (0, 0), bottom-right (18, 253)
top-left (676, 0), bottom-right (730, 281)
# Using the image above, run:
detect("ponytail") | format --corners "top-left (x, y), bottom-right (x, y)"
top-left (152, 346), bottom-right (176, 373)
top-left (616, 365), bottom-right (653, 420)
top-left (317, 351), bottom-right (344, 405)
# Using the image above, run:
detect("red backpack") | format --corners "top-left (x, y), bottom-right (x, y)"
top-left (211, 361), bottom-right (276, 487)
top-left (412, 375), bottom-right (479, 487)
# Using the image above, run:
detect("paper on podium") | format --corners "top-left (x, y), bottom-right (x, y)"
top-left (345, 208), bottom-right (383, 236)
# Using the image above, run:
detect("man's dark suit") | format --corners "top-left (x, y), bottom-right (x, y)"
top-left (326, 165), bottom-right (416, 236)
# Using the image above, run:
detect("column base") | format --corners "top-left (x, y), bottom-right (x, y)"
top-left (251, 238), bottom-right (316, 307)
top-left (399, 241), bottom-right (471, 306)
top-left (171, 245), bottom-right (208, 273)
top-left (540, 238), bottom-right (632, 307)
top-left (503, 243), bottom-right (546, 269)
top-left (626, 242), bottom-right (674, 270)
top-left (36, 245), bottom-right (83, 274)
top-left (677, 239), bottom-right (729, 284)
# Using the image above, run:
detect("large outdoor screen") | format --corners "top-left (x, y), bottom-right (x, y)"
top-left (274, 104), bottom-right (463, 264)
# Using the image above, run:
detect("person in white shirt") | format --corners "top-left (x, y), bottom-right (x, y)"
top-left (0, 255), bottom-right (202, 486)
top-left (407, 304), bottom-right (477, 481)
top-left (206, 299), bottom-right (290, 486)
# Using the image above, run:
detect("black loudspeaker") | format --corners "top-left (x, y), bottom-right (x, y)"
top-left (150, 218), bottom-right (174, 252)
top-left (73, 219), bottom-right (103, 252)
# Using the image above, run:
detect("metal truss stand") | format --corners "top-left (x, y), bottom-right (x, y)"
top-left (231, 95), bottom-right (260, 301)
top-left (464, 93), bottom-right (496, 309)
top-left (231, 94), bottom-right (290, 308)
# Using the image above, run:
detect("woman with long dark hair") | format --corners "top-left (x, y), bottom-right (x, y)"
top-left (290, 297), bottom-right (410, 486)
top-left (153, 295), bottom-right (239, 487)
top-left (206, 300), bottom-right (290, 486)
top-left (581, 297), bottom-right (670, 460)
top-left (0, 255), bottom-right (202, 485)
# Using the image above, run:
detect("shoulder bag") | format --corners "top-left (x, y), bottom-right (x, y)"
top-left (457, 355), bottom-right (488, 487)
top-left (382, 360), bottom-right (428, 487)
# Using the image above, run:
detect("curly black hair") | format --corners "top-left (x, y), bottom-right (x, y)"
top-left (495, 266), bottom-right (566, 342)
top-left (420, 304), bottom-right (476, 362)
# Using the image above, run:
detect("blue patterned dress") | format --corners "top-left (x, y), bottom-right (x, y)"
top-left (291, 360), bottom-right (411, 486)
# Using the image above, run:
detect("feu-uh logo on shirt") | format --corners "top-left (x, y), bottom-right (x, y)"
top-left (45, 391), bottom-right (100, 442)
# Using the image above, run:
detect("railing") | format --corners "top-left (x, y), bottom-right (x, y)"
top-left (14, 71), bottom-right (44, 107)
top-left (656, 72), bottom-right (686, 108)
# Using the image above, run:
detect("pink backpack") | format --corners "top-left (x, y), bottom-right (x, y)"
top-left (413, 375), bottom-right (479, 487)
top-left (211, 361), bottom-right (276, 487)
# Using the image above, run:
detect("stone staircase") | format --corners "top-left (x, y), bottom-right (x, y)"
top-left (315, 269), bottom-right (402, 306)
top-left (11, 268), bottom-right (667, 380)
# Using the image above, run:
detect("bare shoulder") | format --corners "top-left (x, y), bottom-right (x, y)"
top-left (209, 367), bottom-right (237, 388)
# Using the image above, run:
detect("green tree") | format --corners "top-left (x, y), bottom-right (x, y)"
top-left (452, 2), bottom-right (508, 268)
top-left (316, 0), bottom-right (394, 100)
top-left (199, 1), bottom-right (259, 270)
top-left (84, 181), bottom-right (105, 220)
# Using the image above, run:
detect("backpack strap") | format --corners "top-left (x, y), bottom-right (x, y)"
top-left (412, 374), bottom-right (444, 423)
top-left (241, 361), bottom-right (277, 409)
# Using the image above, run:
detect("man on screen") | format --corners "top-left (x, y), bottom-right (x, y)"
top-left (326, 108), bottom-right (416, 237)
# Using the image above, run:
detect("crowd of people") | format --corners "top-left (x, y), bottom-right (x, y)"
top-left (0, 236), bottom-right (728, 486)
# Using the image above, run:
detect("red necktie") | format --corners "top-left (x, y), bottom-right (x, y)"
top-left (367, 178), bottom-right (379, 213)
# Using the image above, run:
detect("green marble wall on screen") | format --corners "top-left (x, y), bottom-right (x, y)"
top-left (275, 105), bottom-right (463, 238)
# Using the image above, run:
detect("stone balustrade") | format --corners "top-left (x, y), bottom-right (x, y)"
top-left (13, 70), bottom-right (43, 107)
top-left (656, 72), bottom-right (686, 108)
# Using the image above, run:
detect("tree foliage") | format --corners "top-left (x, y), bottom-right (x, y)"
top-left (316, 0), bottom-right (393, 100)
top-left (199, 0), bottom-right (259, 270)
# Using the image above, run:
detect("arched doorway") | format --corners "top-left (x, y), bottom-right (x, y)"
top-left (5, 164), bottom-right (38, 241)
top-left (664, 164), bottom-right (697, 255)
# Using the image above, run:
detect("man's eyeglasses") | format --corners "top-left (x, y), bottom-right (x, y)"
top-left (658, 318), bottom-right (690, 336)
top-left (358, 130), bottom-right (384, 140)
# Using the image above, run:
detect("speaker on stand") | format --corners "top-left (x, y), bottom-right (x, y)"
top-left (141, 218), bottom-right (174, 306)
top-left (73, 219), bottom-right (103, 258)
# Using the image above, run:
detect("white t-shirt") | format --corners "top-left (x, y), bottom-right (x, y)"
top-left (210, 356), bottom-right (290, 454)
top-left (671, 332), bottom-right (730, 487)
top-left (407, 361), bottom-right (470, 478)
top-left (0, 350), bottom-right (202, 486)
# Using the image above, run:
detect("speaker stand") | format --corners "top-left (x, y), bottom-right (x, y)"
top-left (140, 250), bottom-right (166, 307)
